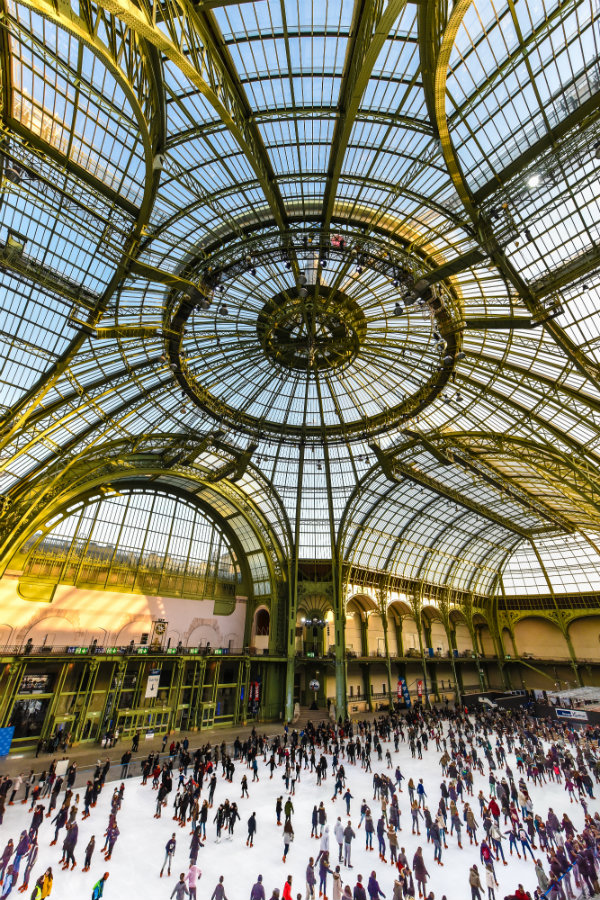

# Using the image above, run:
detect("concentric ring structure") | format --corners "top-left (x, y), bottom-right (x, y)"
top-left (2, 0), bottom-right (600, 716)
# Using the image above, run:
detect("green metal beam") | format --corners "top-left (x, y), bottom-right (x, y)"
top-left (434, 2), bottom-right (600, 393)
top-left (0, 0), bottom-right (165, 454)
top-left (465, 316), bottom-right (538, 330)
top-left (0, 356), bottom-right (163, 439)
top-left (322, 0), bottom-right (409, 228)
top-left (373, 446), bottom-right (532, 538)
top-left (0, 242), bottom-right (99, 310)
top-left (531, 245), bottom-right (600, 298)
top-left (417, 0), bottom-right (445, 137)
top-left (422, 248), bottom-right (487, 285)
top-left (4, 118), bottom-right (139, 218)
top-left (472, 87), bottom-right (600, 205)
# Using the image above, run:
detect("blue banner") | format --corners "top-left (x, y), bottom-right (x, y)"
top-left (0, 726), bottom-right (15, 757)
top-left (397, 678), bottom-right (411, 708)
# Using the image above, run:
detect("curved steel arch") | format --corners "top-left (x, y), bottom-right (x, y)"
top-left (0, 0), bottom-right (166, 452)
top-left (1, 457), bottom-right (287, 592)
top-left (434, 0), bottom-right (600, 392)
top-left (13, 479), bottom-right (256, 599)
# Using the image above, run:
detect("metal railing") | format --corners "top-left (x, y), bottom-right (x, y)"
top-left (0, 643), bottom-right (253, 657)
top-left (540, 862), bottom-right (586, 900)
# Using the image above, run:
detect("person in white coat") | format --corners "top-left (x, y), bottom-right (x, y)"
top-left (334, 819), bottom-right (345, 863)
top-left (316, 825), bottom-right (329, 863)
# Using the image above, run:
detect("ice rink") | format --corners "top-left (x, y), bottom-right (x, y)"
top-left (0, 721), bottom-right (594, 900)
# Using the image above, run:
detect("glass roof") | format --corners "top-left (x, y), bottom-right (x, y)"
top-left (1, 0), bottom-right (600, 601)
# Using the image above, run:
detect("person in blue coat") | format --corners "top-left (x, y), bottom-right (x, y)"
top-left (367, 872), bottom-right (385, 899)
top-left (250, 874), bottom-right (265, 900)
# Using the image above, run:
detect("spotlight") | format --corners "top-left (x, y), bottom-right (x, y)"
top-left (527, 173), bottom-right (541, 188)
top-left (6, 229), bottom-right (27, 255)
top-left (286, 261), bottom-right (292, 269)
top-left (299, 287), bottom-right (308, 298)
top-left (594, 141), bottom-right (600, 160)
top-left (456, 392), bottom-right (463, 403)
top-left (456, 351), bottom-right (466, 360)
top-left (524, 229), bottom-right (534, 242)
top-left (357, 266), bottom-right (363, 274)
top-left (443, 354), bottom-right (453, 365)
top-left (219, 305), bottom-right (229, 315)
top-left (393, 303), bottom-right (403, 316)
top-left (298, 273), bottom-right (307, 285)
top-left (4, 164), bottom-right (23, 184)
top-left (392, 277), bottom-right (399, 287)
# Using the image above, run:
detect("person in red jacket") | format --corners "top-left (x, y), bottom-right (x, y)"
top-left (513, 886), bottom-right (529, 900)
top-left (282, 875), bottom-right (293, 900)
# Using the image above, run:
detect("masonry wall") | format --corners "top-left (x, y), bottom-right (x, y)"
top-left (0, 575), bottom-right (247, 651)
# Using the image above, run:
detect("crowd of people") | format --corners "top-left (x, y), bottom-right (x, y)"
top-left (1, 703), bottom-right (600, 900)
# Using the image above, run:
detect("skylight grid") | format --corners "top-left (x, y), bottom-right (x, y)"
top-left (447, 0), bottom-right (599, 186)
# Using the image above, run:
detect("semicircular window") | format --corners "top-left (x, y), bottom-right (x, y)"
top-left (22, 487), bottom-right (242, 603)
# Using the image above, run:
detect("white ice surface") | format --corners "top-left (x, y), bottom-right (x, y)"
top-left (1, 724), bottom-right (594, 900)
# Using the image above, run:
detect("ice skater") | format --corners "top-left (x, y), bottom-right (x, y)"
top-left (161, 834), bottom-right (177, 877)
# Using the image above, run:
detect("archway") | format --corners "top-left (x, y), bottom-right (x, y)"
top-left (251, 606), bottom-right (270, 654)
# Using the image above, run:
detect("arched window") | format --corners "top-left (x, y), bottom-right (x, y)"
top-left (23, 487), bottom-right (241, 602)
top-left (255, 608), bottom-right (270, 636)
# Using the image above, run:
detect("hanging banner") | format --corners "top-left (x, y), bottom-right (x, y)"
top-left (248, 681), bottom-right (261, 704)
top-left (0, 726), bottom-right (15, 757)
top-left (417, 680), bottom-right (423, 698)
top-left (556, 707), bottom-right (588, 721)
top-left (145, 669), bottom-right (161, 699)
top-left (397, 677), bottom-right (411, 707)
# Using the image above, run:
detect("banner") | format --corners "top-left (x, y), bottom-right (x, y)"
top-left (417, 680), bottom-right (423, 698)
top-left (556, 707), bottom-right (588, 721)
top-left (145, 669), bottom-right (161, 699)
top-left (397, 677), bottom-right (411, 707)
top-left (248, 681), bottom-right (261, 704)
top-left (0, 726), bottom-right (14, 757)
top-left (55, 758), bottom-right (69, 777)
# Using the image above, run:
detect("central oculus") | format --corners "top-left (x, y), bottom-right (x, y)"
top-left (256, 287), bottom-right (367, 372)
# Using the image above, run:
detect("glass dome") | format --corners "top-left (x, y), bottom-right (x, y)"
top-left (1, 0), bottom-right (599, 601)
